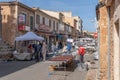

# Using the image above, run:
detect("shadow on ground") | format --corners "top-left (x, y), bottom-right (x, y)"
top-left (0, 60), bottom-right (36, 77)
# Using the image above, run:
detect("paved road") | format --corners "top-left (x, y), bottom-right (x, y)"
top-left (0, 61), bottom-right (36, 77)
top-left (0, 52), bottom-right (94, 80)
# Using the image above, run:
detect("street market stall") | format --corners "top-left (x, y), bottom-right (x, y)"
top-left (14, 31), bottom-right (44, 60)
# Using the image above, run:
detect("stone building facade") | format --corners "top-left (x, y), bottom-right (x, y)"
top-left (0, 1), bottom-right (34, 47)
top-left (40, 10), bottom-right (82, 39)
top-left (96, 0), bottom-right (120, 80)
top-left (33, 8), bottom-right (59, 44)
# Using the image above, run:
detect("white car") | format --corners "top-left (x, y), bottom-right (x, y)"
top-left (93, 51), bottom-right (99, 60)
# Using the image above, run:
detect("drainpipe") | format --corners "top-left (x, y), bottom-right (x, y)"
top-left (107, 6), bottom-right (110, 80)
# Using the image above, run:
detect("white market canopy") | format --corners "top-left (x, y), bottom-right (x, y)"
top-left (15, 32), bottom-right (44, 41)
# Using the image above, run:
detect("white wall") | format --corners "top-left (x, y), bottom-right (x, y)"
top-left (114, 20), bottom-right (120, 80)
top-left (40, 9), bottom-right (59, 19)
top-left (59, 23), bottom-right (64, 31)
top-left (113, 3), bottom-right (120, 80)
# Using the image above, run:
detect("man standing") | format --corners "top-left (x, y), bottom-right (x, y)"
top-left (67, 42), bottom-right (72, 54)
top-left (78, 45), bottom-right (85, 68)
top-left (32, 43), bottom-right (40, 62)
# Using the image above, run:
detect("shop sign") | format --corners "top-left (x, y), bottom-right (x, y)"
top-left (18, 14), bottom-right (26, 23)
top-left (18, 25), bottom-right (30, 31)
top-left (18, 25), bottom-right (25, 30)
top-left (38, 24), bottom-right (51, 32)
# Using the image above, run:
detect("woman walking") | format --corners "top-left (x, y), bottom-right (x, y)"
top-left (42, 41), bottom-right (47, 61)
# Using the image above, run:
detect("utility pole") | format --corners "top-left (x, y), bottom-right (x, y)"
top-left (0, 6), bottom-right (3, 41)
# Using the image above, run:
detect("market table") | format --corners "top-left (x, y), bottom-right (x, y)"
top-left (49, 55), bottom-right (74, 62)
top-left (48, 55), bottom-right (74, 80)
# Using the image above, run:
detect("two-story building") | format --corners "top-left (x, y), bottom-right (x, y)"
top-left (33, 8), bottom-right (59, 45)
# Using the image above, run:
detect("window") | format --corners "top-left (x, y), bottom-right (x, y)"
top-left (30, 16), bottom-right (34, 30)
top-left (18, 13), bottom-right (27, 25)
top-left (36, 15), bottom-right (40, 24)
top-left (56, 22), bottom-right (58, 31)
top-left (53, 21), bottom-right (55, 31)
top-left (43, 17), bottom-right (45, 24)
top-left (22, 13), bottom-right (26, 25)
top-left (49, 20), bottom-right (51, 27)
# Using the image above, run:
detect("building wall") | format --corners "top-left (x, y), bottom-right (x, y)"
top-left (109, 1), bottom-right (114, 80)
top-left (61, 12), bottom-right (72, 17)
top-left (99, 6), bottom-right (108, 80)
top-left (1, 5), bottom-right (17, 46)
top-left (34, 9), bottom-right (54, 32)
top-left (1, 2), bottom-right (35, 46)
top-left (64, 17), bottom-right (74, 27)
top-left (73, 16), bottom-right (83, 37)
top-left (97, 0), bottom-right (120, 80)
top-left (113, 0), bottom-right (120, 80)
top-left (18, 6), bottom-right (34, 27)
top-left (40, 9), bottom-right (59, 19)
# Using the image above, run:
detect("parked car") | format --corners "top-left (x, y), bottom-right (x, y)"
top-left (93, 51), bottom-right (99, 60)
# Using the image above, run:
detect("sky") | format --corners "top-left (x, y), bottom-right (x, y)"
top-left (0, 0), bottom-right (98, 32)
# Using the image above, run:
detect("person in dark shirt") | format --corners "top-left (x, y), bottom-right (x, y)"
top-left (32, 43), bottom-right (41, 62)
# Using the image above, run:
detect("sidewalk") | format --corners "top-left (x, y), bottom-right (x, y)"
top-left (0, 61), bottom-right (87, 80)
top-left (85, 61), bottom-right (98, 80)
